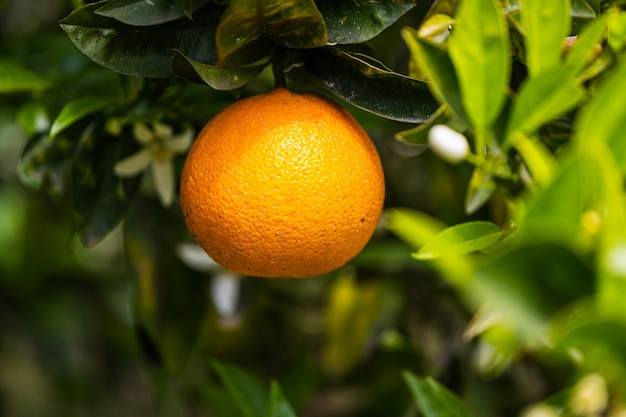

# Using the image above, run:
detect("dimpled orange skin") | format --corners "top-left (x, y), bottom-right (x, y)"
top-left (180, 88), bottom-right (385, 278)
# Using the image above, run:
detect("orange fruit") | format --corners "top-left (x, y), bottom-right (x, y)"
top-left (180, 88), bottom-right (385, 278)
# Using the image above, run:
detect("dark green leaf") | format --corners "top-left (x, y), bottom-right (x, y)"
top-left (96, 0), bottom-right (212, 26)
top-left (124, 199), bottom-right (208, 374)
top-left (18, 133), bottom-right (75, 195)
top-left (415, 221), bottom-right (503, 260)
top-left (264, 381), bottom-right (297, 417)
top-left (448, 0), bottom-right (510, 129)
top-left (172, 50), bottom-right (266, 89)
top-left (299, 47), bottom-right (438, 122)
top-left (216, 0), bottom-right (326, 68)
top-left (60, 1), bottom-right (218, 77)
top-left (0, 60), bottom-right (50, 93)
top-left (212, 360), bottom-right (268, 417)
top-left (317, 0), bottom-right (415, 44)
top-left (72, 121), bottom-right (142, 247)
top-left (402, 29), bottom-right (470, 125)
top-left (50, 96), bottom-right (113, 139)
top-left (403, 372), bottom-right (474, 417)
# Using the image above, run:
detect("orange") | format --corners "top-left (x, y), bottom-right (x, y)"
top-left (179, 88), bottom-right (385, 278)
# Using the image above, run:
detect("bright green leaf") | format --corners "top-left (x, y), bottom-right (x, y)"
top-left (211, 360), bottom-right (268, 417)
top-left (608, 9), bottom-right (626, 52)
top-left (574, 54), bottom-right (626, 174)
top-left (564, 13), bottom-right (607, 72)
top-left (216, 0), bottom-right (326, 68)
top-left (402, 372), bottom-right (474, 417)
top-left (401, 28), bottom-right (469, 125)
top-left (299, 47), bottom-right (438, 123)
top-left (0, 60), bottom-right (50, 93)
top-left (448, 0), bottom-right (510, 129)
top-left (95, 0), bottom-right (212, 26)
top-left (510, 133), bottom-right (557, 186)
top-left (416, 221), bottom-right (503, 260)
top-left (317, 0), bottom-right (415, 44)
top-left (465, 167), bottom-right (496, 215)
top-left (50, 96), bottom-right (113, 139)
top-left (504, 65), bottom-right (584, 147)
top-left (264, 381), bottom-right (297, 417)
top-left (520, 0), bottom-right (571, 77)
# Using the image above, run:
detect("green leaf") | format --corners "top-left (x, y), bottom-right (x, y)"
top-left (50, 96), bottom-right (113, 139)
top-left (212, 360), bottom-right (269, 417)
top-left (574, 54), bottom-right (626, 174)
top-left (264, 381), bottom-right (297, 417)
top-left (520, 0), bottom-right (571, 77)
top-left (395, 105), bottom-right (448, 146)
top-left (475, 244), bottom-right (593, 338)
top-left (464, 167), bottom-right (496, 215)
top-left (18, 133), bottom-right (75, 195)
top-left (95, 0), bottom-right (212, 26)
top-left (385, 208), bottom-right (447, 252)
top-left (608, 9), bottom-right (626, 52)
top-left (17, 102), bottom-right (50, 135)
top-left (402, 372), bottom-right (474, 417)
top-left (60, 2), bottom-right (219, 77)
top-left (172, 50), bottom-right (266, 89)
top-left (415, 221), bottom-right (503, 260)
top-left (72, 122), bottom-right (142, 247)
top-left (299, 47), bottom-right (438, 122)
top-left (564, 13), bottom-right (608, 73)
top-left (401, 29), bottom-right (470, 126)
top-left (124, 199), bottom-right (208, 374)
top-left (317, 0), bottom-right (415, 44)
top-left (216, 0), bottom-right (326, 68)
top-left (448, 0), bottom-right (510, 129)
top-left (0, 60), bottom-right (50, 93)
top-left (504, 65), bottom-right (584, 147)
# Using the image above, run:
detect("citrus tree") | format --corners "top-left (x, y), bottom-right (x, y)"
top-left (2, 0), bottom-right (626, 416)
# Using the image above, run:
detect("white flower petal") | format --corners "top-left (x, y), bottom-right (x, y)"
top-left (152, 159), bottom-right (174, 207)
top-left (113, 149), bottom-right (152, 177)
top-left (152, 121), bottom-right (173, 140)
top-left (133, 123), bottom-right (154, 144)
top-left (166, 128), bottom-right (194, 153)
top-left (211, 271), bottom-right (241, 318)
top-left (176, 242), bottom-right (219, 272)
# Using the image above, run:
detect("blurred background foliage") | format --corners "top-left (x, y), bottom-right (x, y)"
top-left (2, 1), bottom-right (626, 417)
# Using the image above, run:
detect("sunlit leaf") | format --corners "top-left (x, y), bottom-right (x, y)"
top-left (172, 50), bottom-right (266, 89)
top-left (415, 221), bottom-right (503, 260)
top-left (520, 0), bottom-right (571, 77)
top-left (317, 0), bottom-right (415, 44)
top-left (575, 55), bottom-right (626, 174)
top-left (211, 360), bottom-right (268, 417)
top-left (50, 96), bottom-right (113, 139)
top-left (504, 65), bottom-right (584, 148)
top-left (402, 28), bottom-right (469, 125)
top-left (0, 60), bottom-right (50, 93)
top-left (60, 2), bottom-right (219, 77)
top-left (607, 9), bottom-right (626, 52)
top-left (475, 244), bottom-right (593, 338)
top-left (448, 0), bottom-right (510, 129)
top-left (564, 13), bottom-right (607, 72)
top-left (216, 0), bottom-right (326, 68)
top-left (510, 133), bottom-right (558, 186)
top-left (264, 381), bottom-right (297, 417)
top-left (95, 0), bottom-right (213, 25)
top-left (386, 208), bottom-right (473, 287)
top-left (464, 167), bottom-right (496, 215)
top-left (403, 372), bottom-right (474, 417)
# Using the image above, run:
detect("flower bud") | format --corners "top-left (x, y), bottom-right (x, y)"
top-left (428, 124), bottom-right (469, 164)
